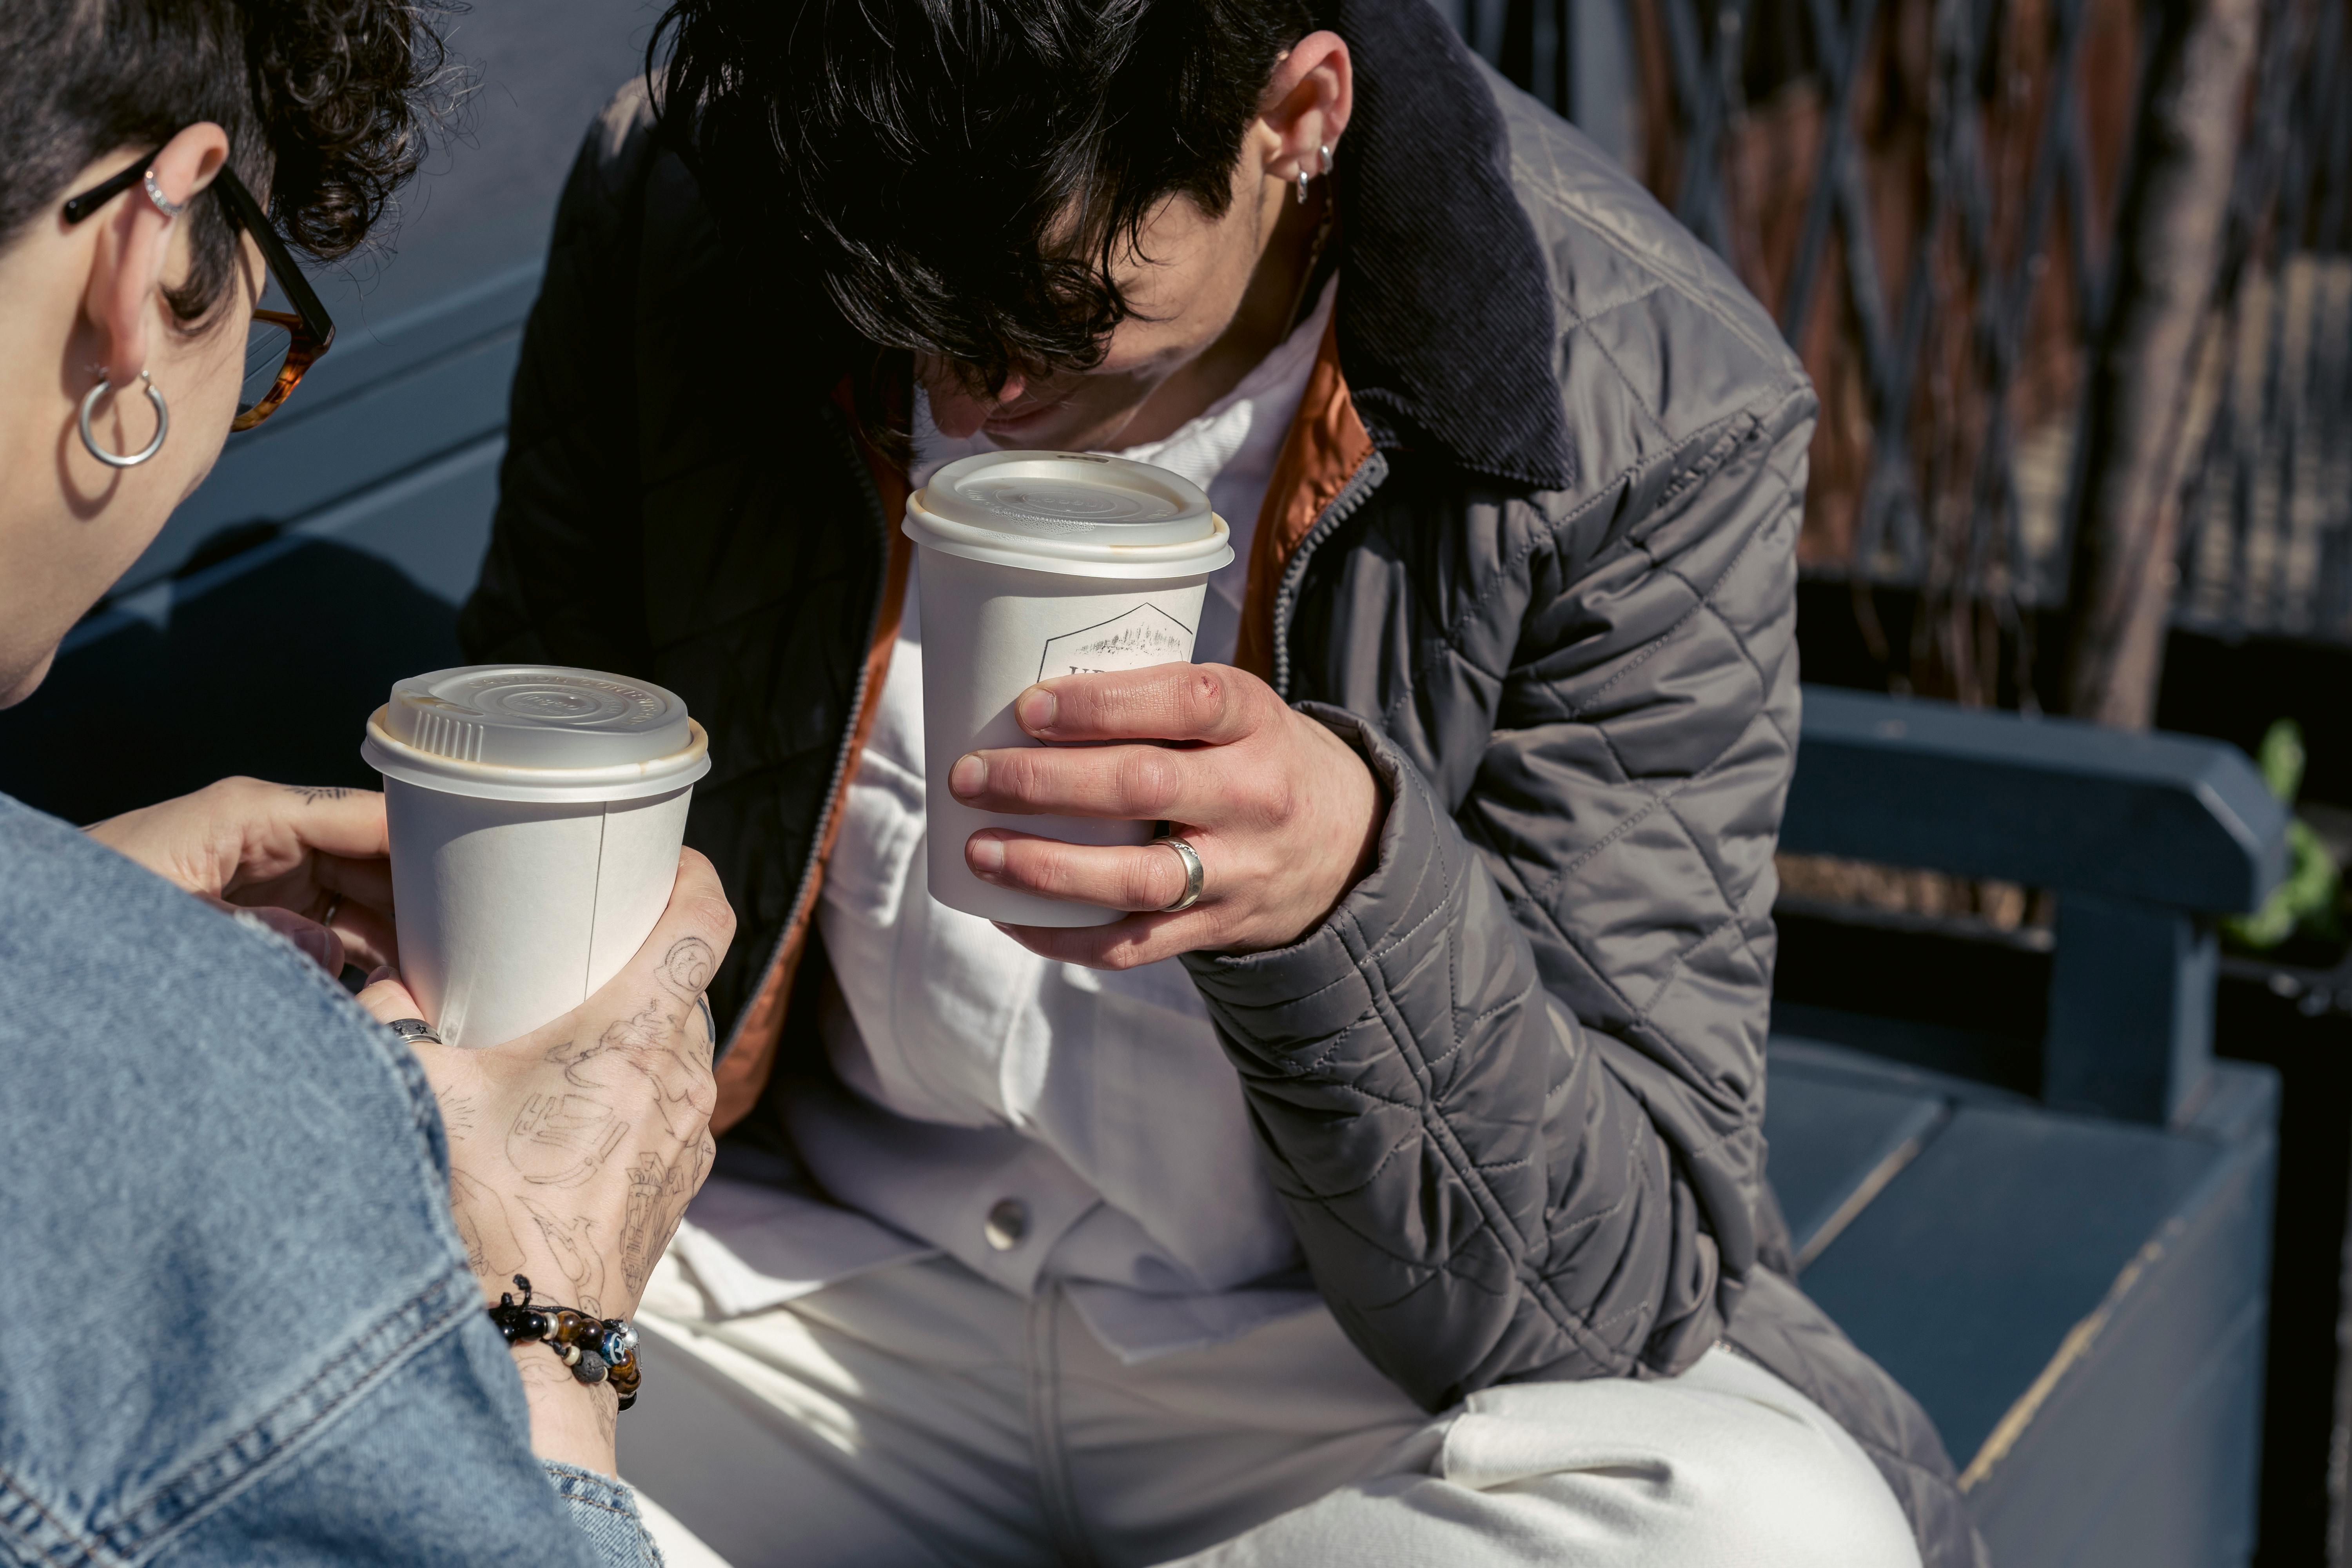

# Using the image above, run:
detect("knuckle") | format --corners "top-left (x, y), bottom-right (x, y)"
top-left (1020, 838), bottom-right (1079, 891)
top-left (1184, 668), bottom-right (1227, 729)
top-left (1261, 773), bottom-right (1304, 828)
top-left (995, 748), bottom-right (1045, 799)
top-left (686, 891), bottom-right (737, 945)
top-left (1119, 750), bottom-right (1181, 815)
top-left (1057, 675), bottom-right (1107, 723)
top-left (673, 855), bottom-right (739, 942)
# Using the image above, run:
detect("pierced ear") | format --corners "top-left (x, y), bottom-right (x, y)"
top-left (80, 125), bottom-right (231, 389)
top-left (1256, 32), bottom-right (1354, 181)
top-left (84, 192), bottom-right (166, 388)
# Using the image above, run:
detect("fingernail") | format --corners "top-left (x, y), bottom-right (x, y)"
top-left (950, 753), bottom-right (987, 799)
top-left (366, 965), bottom-right (395, 986)
top-left (295, 927), bottom-right (337, 971)
top-left (968, 835), bottom-right (1005, 876)
top-left (1017, 687), bottom-right (1057, 732)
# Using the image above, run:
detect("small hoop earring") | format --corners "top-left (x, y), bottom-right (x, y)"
top-left (1319, 143), bottom-right (1334, 174)
top-left (79, 370), bottom-right (170, 469)
top-left (1296, 167), bottom-right (1312, 206)
top-left (142, 168), bottom-right (184, 221)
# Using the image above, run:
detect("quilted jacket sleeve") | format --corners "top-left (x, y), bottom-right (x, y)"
top-left (458, 85), bottom-right (654, 671)
top-left (1183, 386), bottom-right (1811, 1411)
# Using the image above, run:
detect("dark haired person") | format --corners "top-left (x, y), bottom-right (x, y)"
top-left (463, 0), bottom-right (1971, 1561)
top-left (0, 5), bottom-right (735, 1562)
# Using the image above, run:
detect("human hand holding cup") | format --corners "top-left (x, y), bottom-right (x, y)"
top-left (904, 452), bottom-right (1383, 963)
top-left (955, 661), bottom-right (1383, 968)
top-left (356, 848), bottom-right (734, 1475)
top-left (361, 666), bottom-right (712, 1048)
top-left (85, 777), bottom-right (397, 976)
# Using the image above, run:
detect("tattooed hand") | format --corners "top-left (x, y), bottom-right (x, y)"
top-left (354, 848), bottom-right (734, 1475)
top-left (86, 777), bottom-right (396, 975)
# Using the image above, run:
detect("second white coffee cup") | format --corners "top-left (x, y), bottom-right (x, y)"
top-left (905, 452), bottom-right (1234, 926)
top-left (362, 665), bottom-right (711, 1047)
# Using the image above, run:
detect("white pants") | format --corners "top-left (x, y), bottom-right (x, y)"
top-left (619, 1251), bottom-right (1921, 1568)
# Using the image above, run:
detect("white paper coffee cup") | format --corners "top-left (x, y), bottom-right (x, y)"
top-left (904, 452), bottom-right (1234, 926)
top-left (361, 665), bottom-right (712, 1047)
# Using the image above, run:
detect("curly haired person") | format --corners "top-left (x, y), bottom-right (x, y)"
top-left (0, 6), bottom-right (735, 1562)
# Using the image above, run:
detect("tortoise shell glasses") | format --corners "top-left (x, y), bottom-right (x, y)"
top-left (62, 150), bottom-right (336, 431)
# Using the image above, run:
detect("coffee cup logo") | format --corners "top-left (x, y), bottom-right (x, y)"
top-left (1038, 603), bottom-right (1196, 680)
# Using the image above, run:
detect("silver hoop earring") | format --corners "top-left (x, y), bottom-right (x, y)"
top-left (79, 371), bottom-right (170, 468)
top-left (1296, 167), bottom-right (1312, 206)
top-left (1319, 143), bottom-right (1334, 174)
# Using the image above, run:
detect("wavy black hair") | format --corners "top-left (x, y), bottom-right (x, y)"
top-left (0, 0), bottom-right (455, 327)
top-left (652, 0), bottom-right (1315, 393)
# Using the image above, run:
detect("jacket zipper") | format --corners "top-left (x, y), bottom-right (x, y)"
top-left (715, 401), bottom-right (896, 1067)
top-left (1269, 452), bottom-right (1389, 701)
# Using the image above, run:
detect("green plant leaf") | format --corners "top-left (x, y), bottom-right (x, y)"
top-left (2256, 719), bottom-right (2307, 805)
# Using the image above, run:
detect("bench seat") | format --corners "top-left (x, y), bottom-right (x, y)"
top-left (1768, 1027), bottom-right (2277, 1566)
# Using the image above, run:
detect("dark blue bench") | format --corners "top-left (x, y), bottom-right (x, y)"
top-left (1769, 688), bottom-right (2289, 1565)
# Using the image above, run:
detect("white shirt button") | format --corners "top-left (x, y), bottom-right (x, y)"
top-left (984, 1198), bottom-right (1029, 1251)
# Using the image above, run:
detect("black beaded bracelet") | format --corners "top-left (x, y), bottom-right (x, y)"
top-left (488, 1275), bottom-right (643, 1411)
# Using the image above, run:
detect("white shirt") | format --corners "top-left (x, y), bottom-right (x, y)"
top-left (773, 280), bottom-right (1339, 1361)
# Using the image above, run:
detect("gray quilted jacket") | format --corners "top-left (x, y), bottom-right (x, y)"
top-left (459, 0), bottom-right (1982, 1559)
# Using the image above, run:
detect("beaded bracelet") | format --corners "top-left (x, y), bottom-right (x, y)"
top-left (488, 1275), bottom-right (643, 1411)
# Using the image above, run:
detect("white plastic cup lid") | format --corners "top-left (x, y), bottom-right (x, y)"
top-left (361, 665), bottom-right (713, 803)
top-left (904, 451), bottom-right (1235, 580)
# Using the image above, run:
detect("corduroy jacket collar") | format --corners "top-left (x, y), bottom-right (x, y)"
top-left (1322, 0), bottom-right (1577, 493)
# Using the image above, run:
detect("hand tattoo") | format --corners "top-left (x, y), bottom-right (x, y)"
top-left (662, 937), bottom-right (716, 1000)
top-left (506, 1093), bottom-right (628, 1187)
top-left (283, 785), bottom-right (353, 803)
top-left (445, 936), bottom-right (721, 1333)
top-left (542, 943), bottom-right (719, 1141)
top-left (448, 1168), bottom-right (528, 1280)
top-left (619, 1133), bottom-right (714, 1294)
top-left (519, 1196), bottom-right (608, 1318)
top-left (436, 1087), bottom-right (478, 1135)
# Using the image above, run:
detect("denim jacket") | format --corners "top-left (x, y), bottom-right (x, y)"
top-left (0, 794), bottom-right (662, 1567)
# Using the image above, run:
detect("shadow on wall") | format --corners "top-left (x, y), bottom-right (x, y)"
top-left (0, 535), bottom-right (463, 824)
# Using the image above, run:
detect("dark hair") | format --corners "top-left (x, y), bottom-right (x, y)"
top-left (652, 0), bottom-right (1314, 392)
top-left (0, 0), bottom-right (454, 327)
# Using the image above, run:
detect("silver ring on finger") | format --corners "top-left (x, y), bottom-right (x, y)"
top-left (1151, 835), bottom-right (1207, 913)
top-left (385, 1018), bottom-right (443, 1046)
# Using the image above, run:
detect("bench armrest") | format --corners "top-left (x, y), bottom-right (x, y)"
top-left (1784, 687), bottom-right (2289, 912)
top-left (1781, 687), bottom-right (2292, 1123)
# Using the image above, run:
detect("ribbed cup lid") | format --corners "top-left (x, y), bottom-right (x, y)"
top-left (362, 665), bottom-right (711, 802)
top-left (904, 452), bottom-right (1234, 579)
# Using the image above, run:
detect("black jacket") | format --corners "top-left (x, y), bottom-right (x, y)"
top-left (461, 3), bottom-right (1983, 1558)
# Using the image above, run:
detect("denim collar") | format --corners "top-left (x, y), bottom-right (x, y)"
top-left (1326, 0), bottom-right (1577, 492)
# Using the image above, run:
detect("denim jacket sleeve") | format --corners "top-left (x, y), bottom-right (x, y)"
top-left (0, 795), bottom-right (660, 1568)
top-left (546, 1463), bottom-right (669, 1567)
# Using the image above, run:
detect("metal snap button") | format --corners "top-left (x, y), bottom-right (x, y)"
top-left (984, 1198), bottom-right (1029, 1251)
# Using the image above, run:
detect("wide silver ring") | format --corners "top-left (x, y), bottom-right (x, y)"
top-left (1151, 835), bottom-right (1206, 913)
top-left (385, 1018), bottom-right (443, 1045)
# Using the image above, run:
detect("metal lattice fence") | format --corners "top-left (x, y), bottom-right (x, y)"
top-left (2176, 0), bottom-right (2352, 642)
top-left (1450, 0), bottom-right (2352, 695)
